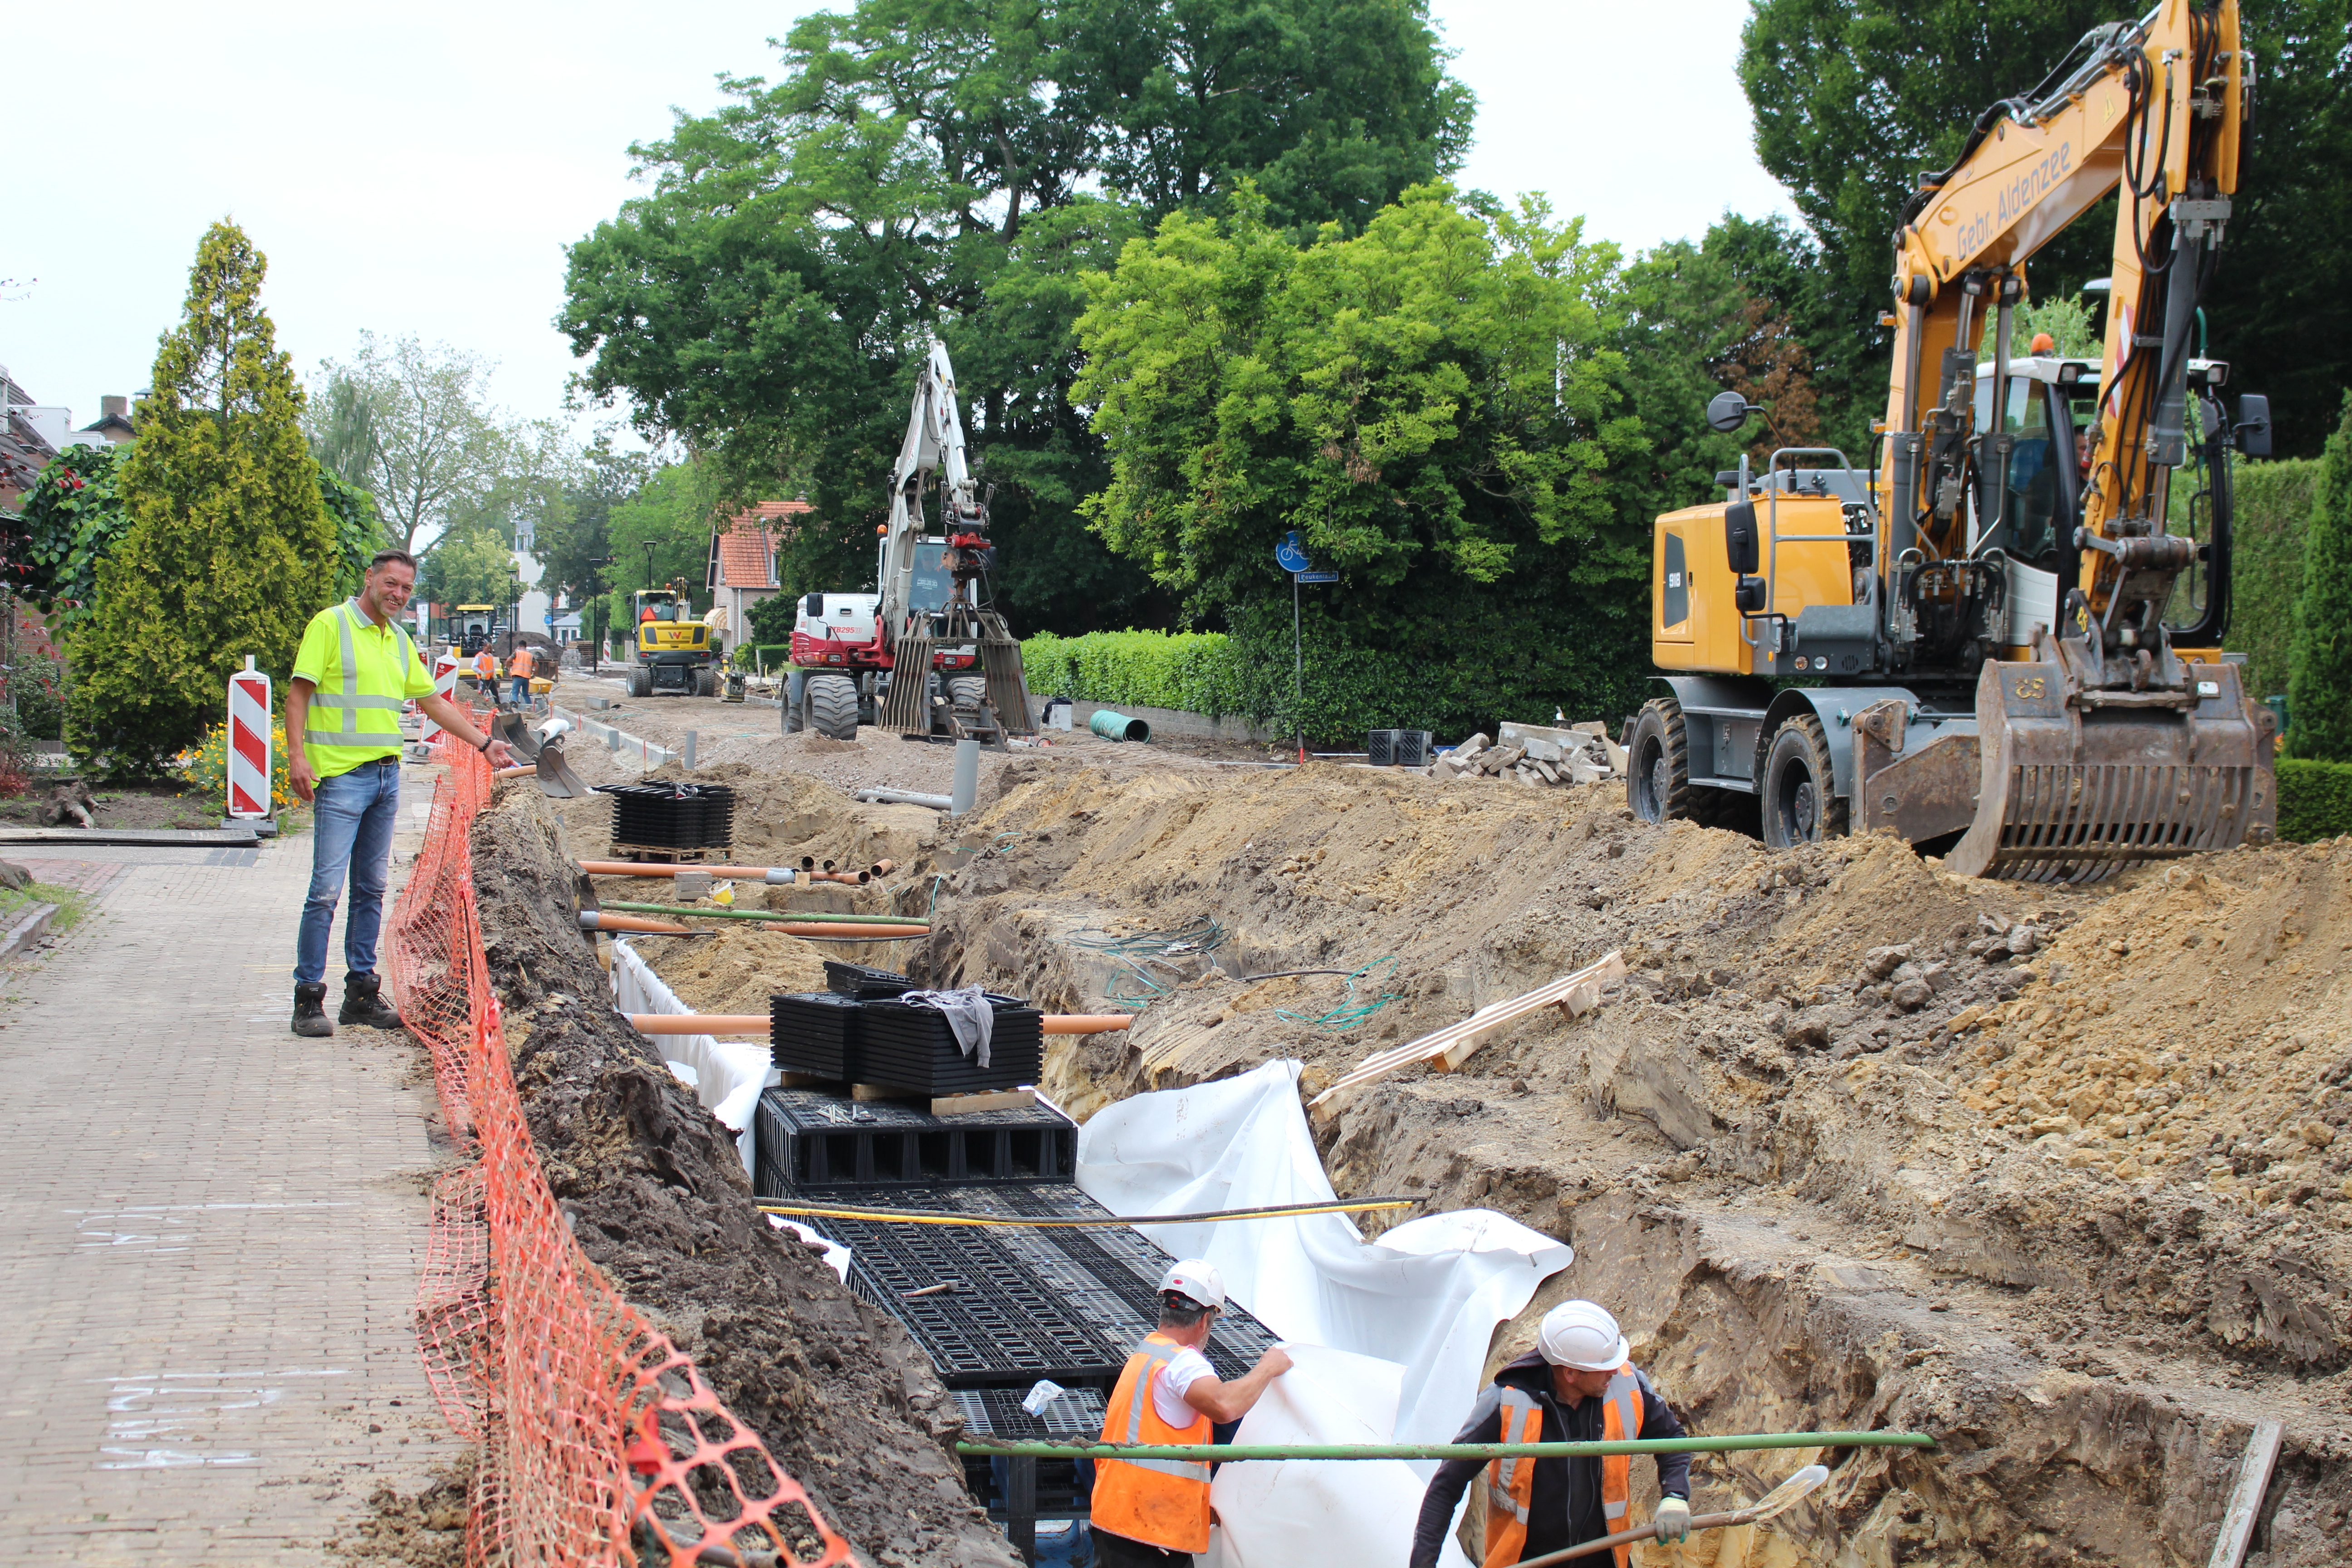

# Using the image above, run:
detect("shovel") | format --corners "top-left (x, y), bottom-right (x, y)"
top-left (492, 712), bottom-right (588, 799)
top-left (1514, 1464), bottom-right (1831, 1567)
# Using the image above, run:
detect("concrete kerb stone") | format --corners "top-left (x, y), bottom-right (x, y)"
top-left (0, 901), bottom-right (59, 960)
top-left (550, 703), bottom-right (677, 769)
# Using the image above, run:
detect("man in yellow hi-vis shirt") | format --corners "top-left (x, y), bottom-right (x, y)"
top-left (284, 549), bottom-right (514, 1038)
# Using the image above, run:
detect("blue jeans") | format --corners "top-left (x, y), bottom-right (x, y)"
top-left (510, 676), bottom-right (531, 706)
top-left (295, 758), bottom-right (402, 986)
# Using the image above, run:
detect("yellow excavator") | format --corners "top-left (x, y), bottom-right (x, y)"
top-left (1631, 0), bottom-right (2278, 882)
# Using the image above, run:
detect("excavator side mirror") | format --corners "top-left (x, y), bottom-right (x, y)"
top-left (1725, 501), bottom-right (1760, 576)
top-left (2233, 394), bottom-right (2272, 459)
top-left (1734, 576), bottom-right (1769, 614)
top-left (1706, 390), bottom-right (1755, 434)
top-left (804, 592), bottom-right (824, 617)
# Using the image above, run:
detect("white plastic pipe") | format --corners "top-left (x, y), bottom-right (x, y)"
top-left (855, 787), bottom-right (954, 810)
top-left (952, 737), bottom-right (979, 815)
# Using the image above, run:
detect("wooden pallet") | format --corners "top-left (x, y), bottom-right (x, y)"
top-left (607, 842), bottom-right (730, 864)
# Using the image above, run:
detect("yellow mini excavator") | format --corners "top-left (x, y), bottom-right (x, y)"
top-left (1630, 0), bottom-right (2279, 882)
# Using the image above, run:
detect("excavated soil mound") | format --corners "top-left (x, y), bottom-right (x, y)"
top-left (894, 757), bottom-right (2351, 1566)
top-left (469, 778), bottom-right (1019, 1568)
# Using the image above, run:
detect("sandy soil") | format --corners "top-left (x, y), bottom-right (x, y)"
top-left (483, 681), bottom-right (2352, 1565)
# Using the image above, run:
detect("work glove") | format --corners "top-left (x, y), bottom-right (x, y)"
top-left (1654, 1495), bottom-right (1691, 1543)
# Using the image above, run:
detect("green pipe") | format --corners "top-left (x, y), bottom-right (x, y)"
top-left (1089, 709), bottom-right (1151, 743)
top-left (956, 1431), bottom-right (1933, 1462)
top-left (602, 902), bottom-right (926, 926)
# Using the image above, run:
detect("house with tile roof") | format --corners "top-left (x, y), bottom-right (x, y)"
top-left (706, 499), bottom-right (809, 645)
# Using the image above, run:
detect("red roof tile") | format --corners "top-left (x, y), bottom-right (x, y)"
top-left (713, 501), bottom-right (810, 588)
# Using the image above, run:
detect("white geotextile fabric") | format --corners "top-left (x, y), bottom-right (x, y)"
top-left (1076, 1059), bottom-right (1572, 1567)
top-left (609, 938), bottom-right (770, 1179)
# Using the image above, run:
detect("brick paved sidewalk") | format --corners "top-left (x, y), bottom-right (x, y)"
top-left (0, 761), bottom-right (465, 1563)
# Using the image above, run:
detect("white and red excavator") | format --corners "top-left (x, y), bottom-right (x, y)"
top-left (783, 342), bottom-right (1036, 745)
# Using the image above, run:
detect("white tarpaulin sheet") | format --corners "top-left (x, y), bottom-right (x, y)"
top-left (1076, 1059), bottom-right (1572, 1567)
top-left (610, 938), bottom-right (771, 1179)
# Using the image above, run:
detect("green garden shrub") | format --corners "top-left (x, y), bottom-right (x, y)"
top-left (2275, 759), bottom-right (2352, 842)
top-left (2286, 395), bottom-right (2352, 761)
top-left (2228, 457), bottom-right (2318, 700)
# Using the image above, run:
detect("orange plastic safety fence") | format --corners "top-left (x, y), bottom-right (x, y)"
top-left (388, 732), bottom-right (854, 1568)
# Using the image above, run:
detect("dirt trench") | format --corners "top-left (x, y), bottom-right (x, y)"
top-left (893, 756), bottom-right (2352, 1567)
top-left (466, 779), bottom-right (1020, 1568)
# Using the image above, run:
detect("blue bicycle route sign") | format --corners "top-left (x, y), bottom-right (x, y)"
top-left (1274, 530), bottom-right (1313, 573)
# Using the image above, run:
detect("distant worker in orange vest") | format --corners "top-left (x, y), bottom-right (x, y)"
top-left (1090, 1260), bottom-right (1291, 1567)
top-left (471, 645), bottom-right (495, 694)
top-left (508, 642), bottom-right (535, 706)
top-left (1410, 1300), bottom-right (1690, 1568)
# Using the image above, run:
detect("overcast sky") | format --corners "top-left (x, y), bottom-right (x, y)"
top-left (2, 0), bottom-right (1791, 433)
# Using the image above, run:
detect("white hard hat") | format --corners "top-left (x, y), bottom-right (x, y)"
top-left (1157, 1259), bottom-right (1226, 1311)
top-left (1538, 1300), bottom-right (1629, 1371)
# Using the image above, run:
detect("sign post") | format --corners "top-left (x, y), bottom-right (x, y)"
top-left (1273, 533), bottom-right (1338, 763)
top-left (225, 654), bottom-right (278, 835)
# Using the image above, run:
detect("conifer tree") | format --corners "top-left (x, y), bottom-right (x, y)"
top-left (68, 221), bottom-right (338, 772)
top-left (2285, 393), bottom-right (2352, 761)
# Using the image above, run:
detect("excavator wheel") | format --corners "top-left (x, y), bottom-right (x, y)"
top-left (947, 674), bottom-right (988, 710)
top-left (1627, 699), bottom-right (1690, 825)
top-left (694, 666), bottom-right (717, 699)
top-left (806, 673), bottom-right (860, 740)
top-left (626, 666), bottom-right (652, 699)
top-left (1761, 713), bottom-right (1848, 850)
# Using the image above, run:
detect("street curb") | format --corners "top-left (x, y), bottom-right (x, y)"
top-left (0, 902), bottom-right (60, 961)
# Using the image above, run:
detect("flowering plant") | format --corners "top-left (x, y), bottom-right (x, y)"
top-left (173, 715), bottom-right (294, 814)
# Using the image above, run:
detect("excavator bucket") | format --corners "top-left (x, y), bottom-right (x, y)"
top-left (1945, 647), bottom-right (2277, 883)
top-left (979, 627), bottom-right (1037, 740)
top-left (879, 634), bottom-right (936, 736)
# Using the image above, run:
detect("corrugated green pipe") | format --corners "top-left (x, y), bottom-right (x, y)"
top-left (1089, 709), bottom-right (1152, 743)
top-left (956, 1431), bottom-right (1933, 1461)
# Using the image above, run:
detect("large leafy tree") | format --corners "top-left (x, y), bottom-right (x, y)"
top-left (69, 221), bottom-right (339, 773)
top-left (1074, 185), bottom-right (1650, 736)
top-left (1740, 0), bottom-right (2352, 456)
top-left (309, 333), bottom-right (522, 551)
top-left (419, 523), bottom-right (523, 608)
top-left (559, 0), bottom-right (1471, 637)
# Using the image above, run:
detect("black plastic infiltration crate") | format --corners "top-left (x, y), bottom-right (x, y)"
top-left (788, 1181), bottom-right (1282, 1389)
top-left (754, 1089), bottom-right (1077, 1195)
top-left (854, 995), bottom-right (1043, 1093)
top-left (824, 960), bottom-right (913, 998)
top-left (596, 782), bottom-right (735, 850)
top-left (1367, 728), bottom-right (1433, 767)
top-left (957, 1387), bottom-right (1105, 1523)
top-left (770, 993), bottom-right (862, 1078)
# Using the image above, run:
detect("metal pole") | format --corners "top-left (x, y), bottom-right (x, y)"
top-left (1292, 572), bottom-right (1303, 762)
top-left (956, 1431), bottom-right (1936, 1463)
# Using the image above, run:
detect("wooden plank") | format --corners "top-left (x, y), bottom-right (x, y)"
top-left (850, 1081), bottom-right (922, 1102)
top-left (1310, 951), bottom-right (1625, 1104)
top-left (2206, 1420), bottom-right (2283, 1568)
top-left (774, 1072), bottom-right (846, 1090)
top-left (930, 1088), bottom-right (1037, 1117)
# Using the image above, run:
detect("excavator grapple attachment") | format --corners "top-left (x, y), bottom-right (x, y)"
top-left (1945, 648), bottom-right (2277, 883)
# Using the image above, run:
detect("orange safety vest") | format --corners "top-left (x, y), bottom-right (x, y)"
top-left (1485, 1364), bottom-right (1644, 1568)
top-left (510, 645), bottom-right (534, 677)
top-left (1091, 1333), bottom-right (1213, 1554)
top-left (473, 650), bottom-right (495, 679)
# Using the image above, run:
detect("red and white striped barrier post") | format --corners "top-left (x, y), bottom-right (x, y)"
top-left (226, 655), bottom-right (276, 832)
top-left (419, 652), bottom-right (461, 746)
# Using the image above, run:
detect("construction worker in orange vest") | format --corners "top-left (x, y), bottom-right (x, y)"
top-left (1090, 1260), bottom-right (1292, 1568)
top-left (1408, 1300), bottom-right (1691, 1568)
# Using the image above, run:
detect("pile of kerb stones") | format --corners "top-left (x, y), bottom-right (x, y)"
top-left (1430, 722), bottom-right (1621, 789)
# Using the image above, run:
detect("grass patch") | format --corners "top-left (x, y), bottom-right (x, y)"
top-left (0, 881), bottom-right (94, 936)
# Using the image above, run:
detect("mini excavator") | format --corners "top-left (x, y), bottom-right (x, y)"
top-left (1631, 0), bottom-right (2279, 882)
top-left (783, 341), bottom-right (1036, 745)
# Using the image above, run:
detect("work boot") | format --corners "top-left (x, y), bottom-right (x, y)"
top-left (291, 982), bottom-right (334, 1038)
top-left (339, 971), bottom-right (404, 1030)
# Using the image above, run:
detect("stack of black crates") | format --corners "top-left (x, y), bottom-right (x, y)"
top-left (757, 961), bottom-right (1279, 1540)
top-left (596, 781), bottom-right (735, 856)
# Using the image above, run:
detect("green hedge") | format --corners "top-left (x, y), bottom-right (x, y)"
top-left (1019, 627), bottom-right (1646, 746)
top-left (2277, 759), bottom-right (2352, 842)
top-left (2231, 458), bottom-right (2319, 700)
top-left (1020, 631), bottom-right (1248, 715)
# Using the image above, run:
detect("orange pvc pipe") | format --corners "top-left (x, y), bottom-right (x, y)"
top-left (1042, 1015), bottom-right (1135, 1034)
top-left (578, 860), bottom-right (792, 880)
top-left (770, 922), bottom-right (926, 938)
top-left (580, 911), bottom-right (693, 934)
top-left (494, 764), bottom-right (536, 779)
top-left (629, 1014), bottom-right (769, 1035)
